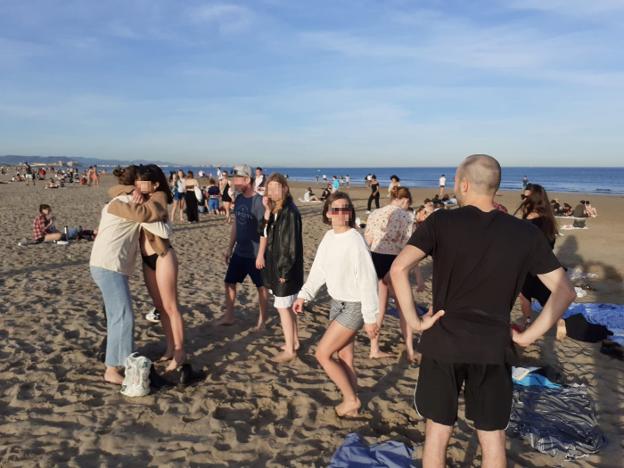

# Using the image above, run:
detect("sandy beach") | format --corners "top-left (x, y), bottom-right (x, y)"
top-left (1, 174), bottom-right (623, 467)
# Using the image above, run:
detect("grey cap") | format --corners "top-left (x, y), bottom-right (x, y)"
top-left (232, 164), bottom-right (252, 178)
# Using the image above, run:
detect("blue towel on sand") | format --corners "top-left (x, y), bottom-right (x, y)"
top-left (513, 372), bottom-right (561, 389)
top-left (534, 302), bottom-right (624, 346)
top-left (329, 433), bottom-right (415, 468)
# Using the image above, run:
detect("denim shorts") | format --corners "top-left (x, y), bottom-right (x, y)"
top-left (329, 299), bottom-right (364, 331)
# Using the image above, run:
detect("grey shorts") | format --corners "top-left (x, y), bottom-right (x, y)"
top-left (329, 299), bottom-right (364, 331)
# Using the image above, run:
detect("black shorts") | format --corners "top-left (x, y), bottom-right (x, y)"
top-left (224, 253), bottom-right (264, 288)
top-left (371, 252), bottom-right (396, 280)
top-left (415, 356), bottom-right (512, 431)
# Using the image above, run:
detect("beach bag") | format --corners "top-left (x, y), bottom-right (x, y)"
top-left (120, 353), bottom-right (152, 397)
top-left (194, 186), bottom-right (203, 202)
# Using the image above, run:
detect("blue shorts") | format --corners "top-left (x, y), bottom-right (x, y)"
top-left (208, 198), bottom-right (219, 211)
top-left (174, 191), bottom-right (184, 201)
top-left (224, 254), bottom-right (264, 288)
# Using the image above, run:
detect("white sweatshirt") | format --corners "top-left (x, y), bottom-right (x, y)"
top-left (298, 228), bottom-right (379, 324)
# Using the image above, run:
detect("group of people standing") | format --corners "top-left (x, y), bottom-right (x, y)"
top-left (89, 155), bottom-right (577, 467)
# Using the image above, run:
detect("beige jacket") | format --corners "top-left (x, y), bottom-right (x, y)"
top-left (106, 185), bottom-right (172, 256)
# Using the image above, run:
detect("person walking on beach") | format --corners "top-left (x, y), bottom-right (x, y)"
top-left (256, 173), bottom-right (304, 363)
top-left (366, 175), bottom-right (380, 213)
top-left (218, 164), bottom-right (268, 329)
top-left (293, 192), bottom-right (379, 417)
top-left (169, 173), bottom-right (185, 223)
top-left (364, 186), bottom-right (424, 361)
top-left (391, 154), bottom-right (575, 467)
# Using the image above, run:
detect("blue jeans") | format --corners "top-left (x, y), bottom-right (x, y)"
top-left (90, 267), bottom-right (134, 367)
top-left (208, 198), bottom-right (219, 212)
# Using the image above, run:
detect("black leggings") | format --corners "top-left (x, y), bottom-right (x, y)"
top-left (185, 191), bottom-right (199, 222)
top-left (367, 192), bottom-right (380, 210)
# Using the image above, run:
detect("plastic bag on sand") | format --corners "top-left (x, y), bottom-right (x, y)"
top-left (121, 353), bottom-right (152, 397)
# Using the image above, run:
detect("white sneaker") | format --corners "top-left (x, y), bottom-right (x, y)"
top-left (145, 308), bottom-right (160, 323)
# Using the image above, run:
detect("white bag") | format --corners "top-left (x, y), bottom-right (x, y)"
top-left (120, 353), bottom-right (152, 397)
top-left (194, 186), bottom-right (203, 202)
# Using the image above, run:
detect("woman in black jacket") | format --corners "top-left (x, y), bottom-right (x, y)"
top-left (256, 173), bottom-right (304, 363)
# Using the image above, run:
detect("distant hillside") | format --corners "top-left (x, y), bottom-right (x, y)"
top-left (0, 155), bottom-right (181, 167)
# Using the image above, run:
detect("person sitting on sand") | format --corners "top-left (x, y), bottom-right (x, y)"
top-left (218, 164), bottom-right (269, 329)
top-left (365, 186), bottom-right (424, 362)
top-left (320, 183), bottom-right (332, 201)
top-left (46, 178), bottom-right (60, 189)
top-left (107, 164), bottom-right (188, 372)
top-left (31, 204), bottom-right (91, 243)
top-left (303, 187), bottom-right (321, 203)
top-left (293, 192), bottom-right (379, 418)
top-left (391, 154), bottom-right (575, 468)
top-left (584, 200), bottom-right (598, 218)
top-left (256, 173), bottom-right (304, 363)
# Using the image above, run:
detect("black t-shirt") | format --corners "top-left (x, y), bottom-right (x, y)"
top-left (408, 205), bottom-right (561, 364)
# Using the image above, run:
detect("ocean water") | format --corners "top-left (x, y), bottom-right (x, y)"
top-left (174, 166), bottom-right (624, 195)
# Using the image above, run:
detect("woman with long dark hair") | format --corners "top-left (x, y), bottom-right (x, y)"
top-left (184, 170), bottom-right (199, 223)
top-left (256, 173), bottom-right (304, 363)
top-left (107, 164), bottom-right (188, 371)
top-left (517, 184), bottom-right (559, 325)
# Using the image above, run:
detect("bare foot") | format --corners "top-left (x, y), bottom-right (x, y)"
top-left (165, 350), bottom-right (186, 372)
top-left (216, 315), bottom-right (236, 326)
top-left (254, 321), bottom-right (267, 332)
top-left (104, 367), bottom-right (124, 385)
top-left (556, 319), bottom-right (567, 341)
top-left (335, 398), bottom-right (361, 418)
top-left (273, 351), bottom-right (297, 363)
top-left (369, 350), bottom-right (393, 360)
top-left (406, 352), bottom-right (420, 363)
top-left (280, 342), bottom-right (300, 351)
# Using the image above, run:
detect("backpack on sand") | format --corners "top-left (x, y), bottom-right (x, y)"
top-left (120, 353), bottom-right (152, 397)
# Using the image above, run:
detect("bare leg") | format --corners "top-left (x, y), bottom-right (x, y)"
top-left (156, 250), bottom-right (186, 371)
top-left (315, 321), bottom-right (360, 416)
top-left (337, 340), bottom-right (357, 390)
top-left (255, 286), bottom-right (269, 331)
top-left (370, 277), bottom-right (392, 359)
top-left (476, 429), bottom-right (507, 468)
top-left (274, 306), bottom-right (297, 363)
top-left (218, 283), bottom-right (237, 325)
top-left (423, 419), bottom-right (453, 468)
top-left (556, 318), bottom-right (567, 341)
top-left (142, 264), bottom-right (173, 358)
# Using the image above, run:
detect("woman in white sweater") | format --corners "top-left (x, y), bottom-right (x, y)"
top-left (293, 192), bottom-right (379, 418)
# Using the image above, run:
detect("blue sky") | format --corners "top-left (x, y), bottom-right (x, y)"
top-left (1, 0), bottom-right (623, 166)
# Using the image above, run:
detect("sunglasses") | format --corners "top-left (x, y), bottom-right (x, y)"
top-left (329, 207), bottom-right (352, 213)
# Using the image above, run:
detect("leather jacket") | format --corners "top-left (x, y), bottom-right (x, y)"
top-left (260, 200), bottom-right (304, 297)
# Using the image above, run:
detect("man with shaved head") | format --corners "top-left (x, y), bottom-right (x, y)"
top-left (391, 154), bottom-right (575, 467)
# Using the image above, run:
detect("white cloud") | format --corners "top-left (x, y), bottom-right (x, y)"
top-left (189, 3), bottom-right (254, 33)
top-left (508, 0), bottom-right (624, 16)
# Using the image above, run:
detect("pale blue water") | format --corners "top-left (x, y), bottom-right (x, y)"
top-left (174, 166), bottom-right (624, 195)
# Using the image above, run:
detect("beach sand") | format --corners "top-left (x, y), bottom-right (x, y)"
top-left (1, 175), bottom-right (623, 466)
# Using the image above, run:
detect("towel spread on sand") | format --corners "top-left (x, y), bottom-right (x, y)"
top-left (512, 367), bottom-right (561, 389)
top-left (329, 433), bottom-right (415, 468)
top-left (508, 384), bottom-right (606, 460)
top-left (533, 302), bottom-right (624, 346)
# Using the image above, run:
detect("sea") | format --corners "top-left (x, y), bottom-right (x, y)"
top-left (167, 166), bottom-right (624, 195)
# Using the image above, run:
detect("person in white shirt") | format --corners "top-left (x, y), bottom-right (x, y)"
top-left (254, 167), bottom-right (266, 196)
top-left (293, 192), bottom-right (379, 418)
top-left (439, 174), bottom-right (447, 196)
